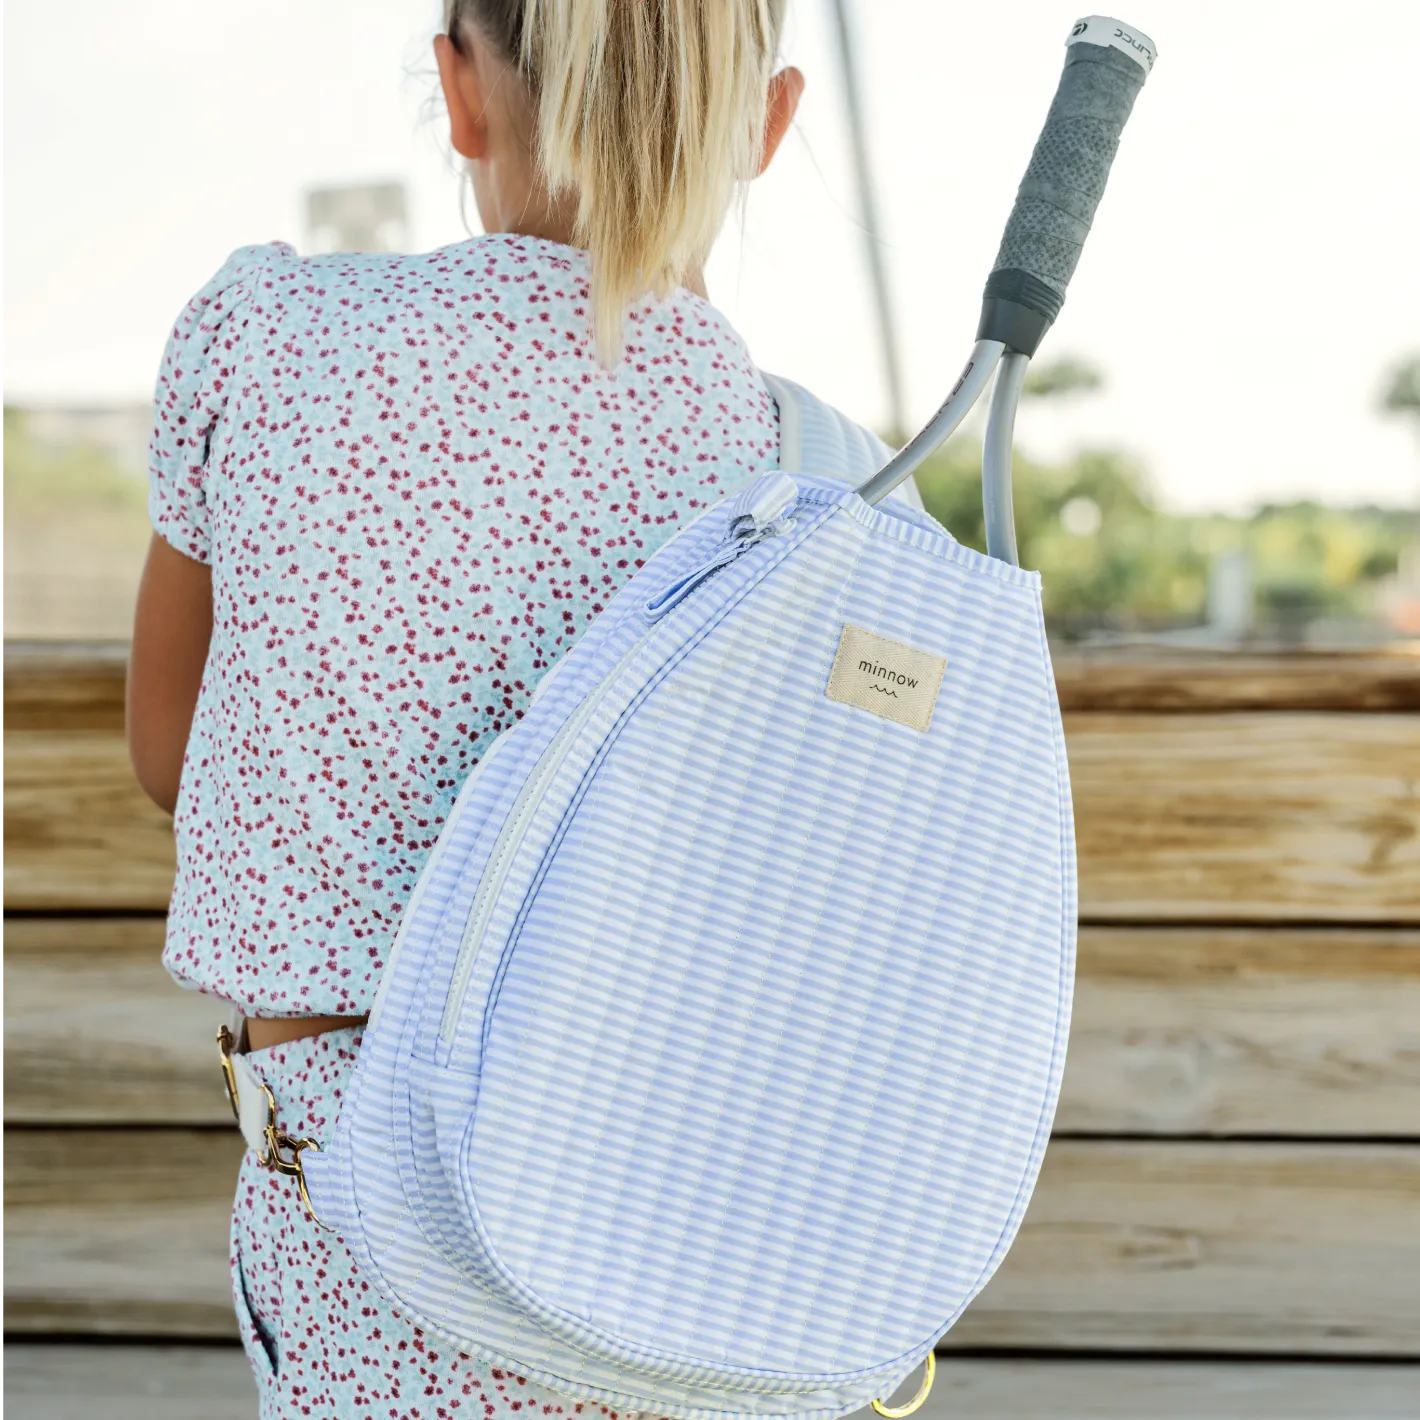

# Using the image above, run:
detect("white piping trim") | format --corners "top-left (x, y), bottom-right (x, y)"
top-left (761, 371), bottom-right (802, 475)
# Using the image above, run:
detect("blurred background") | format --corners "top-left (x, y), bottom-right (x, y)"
top-left (6, 0), bottom-right (1418, 644)
top-left (6, 6), bottom-right (1420, 1418)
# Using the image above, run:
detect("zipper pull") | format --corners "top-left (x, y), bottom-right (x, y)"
top-left (644, 471), bottom-right (799, 622)
top-left (726, 469), bottom-right (799, 539)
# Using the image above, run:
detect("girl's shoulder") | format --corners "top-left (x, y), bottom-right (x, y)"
top-left (195, 239), bottom-right (295, 295)
top-left (171, 233), bottom-right (590, 330)
top-left (171, 233), bottom-right (607, 368)
top-left (148, 242), bottom-right (292, 562)
top-left (152, 232), bottom-right (586, 424)
top-left (161, 241), bottom-right (290, 357)
top-left (219, 233), bottom-right (590, 308)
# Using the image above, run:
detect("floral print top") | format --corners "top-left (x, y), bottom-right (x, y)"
top-left (150, 234), bottom-right (781, 1015)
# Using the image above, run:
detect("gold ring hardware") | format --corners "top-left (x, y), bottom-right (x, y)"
top-left (257, 1081), bottom-right (335, 1233)
top-left (871, 1352), bottom-right (935, 1418)
top-left (216, 1024), bottom-right (332, 1233)
top-left (216, 1024), bottom-right (241, 1123)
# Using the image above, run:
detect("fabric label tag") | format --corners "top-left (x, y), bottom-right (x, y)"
top-left (825, 624), bottom-right (946, 732)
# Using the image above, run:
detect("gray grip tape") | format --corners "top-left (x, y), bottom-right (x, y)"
top-left (989, 42), bottom-right (1146, 310)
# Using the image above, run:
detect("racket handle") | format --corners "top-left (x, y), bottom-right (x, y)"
top-left (978, 15), bottom-right (1156, 356)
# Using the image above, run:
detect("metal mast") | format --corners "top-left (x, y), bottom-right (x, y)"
top-left (827, 0), bottom-right (907, 443)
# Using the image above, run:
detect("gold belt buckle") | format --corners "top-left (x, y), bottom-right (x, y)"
top-left (216, 1023), bottom-right (243, 1122)
top-left (871, 1353), bottom-right (935, 1418)
top-left (216, 1024), bottom-right (333, 1232)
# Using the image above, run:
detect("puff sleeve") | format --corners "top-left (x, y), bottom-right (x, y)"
top-left (147, 242), bottom-right (290, 562)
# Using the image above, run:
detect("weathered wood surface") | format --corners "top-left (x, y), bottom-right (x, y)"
top-left (8, 1347), bottom-right (1420, 1420)
top-left (7, 642), bottom-right (1420, 1388)
top-left (4, 1128), bottom-right (243, 1337)
top-left (9, 919), bottom-right (1419, 1136)
top-left (906, 1358), bottom-right (1420, 1419)
top-left (8, 1133), bottom-right (1419, 1352)
top-left (4, 641), bottom-right (129, 730)
top-left (9, 711), bottom-right (1419, 919)
top-left (953, 1141), bottom-right (1420, 1353)
top-left (3, 918), bottom-right (228, 1125)
top-left (1059, 926), bottom-right (1420, 1136)
top-left (1068, 712), bottom-right (1420, 922)
top-left (5, 1345), bottom-right (257, 1420)
top-left (8, 644), bottom-right (1419, 918)
top-left (9, 640), bottom-right (1419, 721)
top-left (1053, 644), bottom-right (1420, 713)
top-left (4, 728), bottom-right (176, 909)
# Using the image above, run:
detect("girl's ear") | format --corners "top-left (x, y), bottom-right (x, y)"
top-left (757, 66), bottom-right (805, 176)
top-left (435, 32), bottom-right (490, 161)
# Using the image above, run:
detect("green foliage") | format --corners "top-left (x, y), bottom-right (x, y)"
top-left (911, 435), bottom-right (1418, 638)
top-left (4, 407), bottom-right (149, 520)
top-left (4, 402), bottom-right (1414, 643)
top-left (1021, 357), bottom-right (1103, 400)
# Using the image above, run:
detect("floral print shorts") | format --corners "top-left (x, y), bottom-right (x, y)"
top-left (231, 1027), bottom-right (658, 1420)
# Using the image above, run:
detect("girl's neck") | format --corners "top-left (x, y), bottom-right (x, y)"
top-left (479, 184), bottom-right (708, 301)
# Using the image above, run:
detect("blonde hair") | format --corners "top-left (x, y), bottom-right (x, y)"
top-left (445, 0), bottom-right (788, 364)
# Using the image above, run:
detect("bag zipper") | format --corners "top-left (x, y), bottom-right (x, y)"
top-left (642, 470), bottom-right (799, 621)
top-left (365, 728), bottom-right (513, 1033)
top-left (641, 518), bottom-right (795, 621)
top-left (437, 629), bottom-right (654, 1045)
top-left (436, 479), bottom-right (802, 1049)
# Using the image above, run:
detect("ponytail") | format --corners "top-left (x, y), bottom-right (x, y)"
top-left (446, 0), bottom-right (788, 365)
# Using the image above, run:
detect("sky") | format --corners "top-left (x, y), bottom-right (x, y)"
top-left (4, 0), bottom-right (1419, 513)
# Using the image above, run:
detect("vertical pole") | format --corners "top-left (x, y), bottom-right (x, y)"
top-left (827, 0), bottom-right (907, 444)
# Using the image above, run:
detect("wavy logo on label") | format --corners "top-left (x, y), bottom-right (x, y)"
top-left (827, 625), bottom-right (946, 733)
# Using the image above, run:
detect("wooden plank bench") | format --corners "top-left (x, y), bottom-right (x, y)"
top-left (9, 644), bottom-right (1420, 919)
top-left (8, 917), bottom-right (1420, 1135)
top-left (7, 1346), bottom-right (1420, 1420)
top-left (6, 641), bottom-right (1420, 1410)
top-left (7, 1128), bottom-right (1419, 1352)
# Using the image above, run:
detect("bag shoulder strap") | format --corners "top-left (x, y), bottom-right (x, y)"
top-left (761, 371), bottom-right (923, 510)
top-left (761, 370), bottom-right (805, 474)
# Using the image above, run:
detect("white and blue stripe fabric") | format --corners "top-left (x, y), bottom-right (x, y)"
top-left (303, 377), bottom-right (1075, 1420)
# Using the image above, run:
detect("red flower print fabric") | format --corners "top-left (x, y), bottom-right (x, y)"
top-left (149, 234), bottom-right (780, 1016)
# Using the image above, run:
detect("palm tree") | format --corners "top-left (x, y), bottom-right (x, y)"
top-left (1381, 356), bottom-right (1420, 449)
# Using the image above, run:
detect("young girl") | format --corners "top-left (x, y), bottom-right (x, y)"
top-left (129, 2), bottom-right (916, 1415)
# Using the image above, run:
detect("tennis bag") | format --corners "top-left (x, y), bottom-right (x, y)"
top-left (300, 448), bottom-right (1074, 1417)
top-left (301, 17), bottom-right (1154, 1419)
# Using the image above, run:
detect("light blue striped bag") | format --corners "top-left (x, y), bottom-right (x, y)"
top-left (303, 432), bottom-right (1073, 1419)
top-left (298, 19), bottom-right (1153, 1419)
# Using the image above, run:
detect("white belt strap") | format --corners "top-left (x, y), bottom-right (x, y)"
top-left (230, 1050), bottom-right (273, 1154)
top-left (216, 1023), bottom-right (332, 1230)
